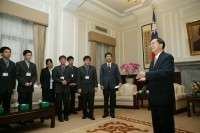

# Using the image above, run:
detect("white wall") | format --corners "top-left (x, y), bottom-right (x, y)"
top-left (9, 0), bottom-right (200, 70)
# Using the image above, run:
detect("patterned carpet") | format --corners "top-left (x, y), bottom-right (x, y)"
top-left (66, 116), bottom-right (193, 133)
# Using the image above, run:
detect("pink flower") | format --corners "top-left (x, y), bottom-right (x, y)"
top-left (120, 62), bottom-right (140, 74)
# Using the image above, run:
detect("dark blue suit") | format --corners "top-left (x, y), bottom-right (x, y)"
top-left (146, 51), bottom-right (175, 133)
top-left (0, 58), bottom-right (16, 109)
top-left (100, 63), bottom-right (122, 115)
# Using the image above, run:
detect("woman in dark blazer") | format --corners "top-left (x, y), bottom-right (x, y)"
top-left (40, 59), bottom-right (55, 103)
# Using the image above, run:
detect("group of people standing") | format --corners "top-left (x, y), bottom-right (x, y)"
top-left (0, 47), bottom-right (122, 124)
top-left (0, 37), bottom-right (176, 133)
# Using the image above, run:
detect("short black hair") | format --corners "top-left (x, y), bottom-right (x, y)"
top-left (0, 47), bottom-right (11, 53)
top-left (67, 56), bottom-right (74, 61)
top-left (83, 55), bottom-right (91, 61)
top-left (46, 58), bottom-right (53, 65)
top-left (23, 50), bottom-right (32, 56)
top-left (59, 55), bottom-right (66, 60)
top-left (156, 38), bottom-right (165, 49)
top-left (105, 52), bottom-right (112, 58)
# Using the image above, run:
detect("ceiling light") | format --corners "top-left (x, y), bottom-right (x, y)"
top-left (128, 0), bottom-right (137, 2)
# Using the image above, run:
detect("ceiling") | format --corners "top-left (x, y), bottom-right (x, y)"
top-left (64, 0), bottom-right (158, 18)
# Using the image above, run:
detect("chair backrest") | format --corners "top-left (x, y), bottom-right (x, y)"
top-left (118, 83), bottom-right (137, 96)
top-left (174, 83), bottom-right (186, 94)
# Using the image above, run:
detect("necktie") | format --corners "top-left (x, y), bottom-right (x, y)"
top-left (61, 66), bottom-right (65, 72)
top-left (86, 66), bottom-right (89, 74)
top-left (5, 60), bottom-right (9, 68)
top-left (153, 58), bottom-right (157, 67)
top-left (107, 63), bottom-right (111, 71)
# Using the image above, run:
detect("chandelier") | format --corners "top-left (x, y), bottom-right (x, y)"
top-left (128, 0), bottom-right (137, 2)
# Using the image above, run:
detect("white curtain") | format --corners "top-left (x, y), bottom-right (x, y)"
top-left (0, 14), bottom-right (34, 62)
top-left (96, 43), bottom-right (109, 82)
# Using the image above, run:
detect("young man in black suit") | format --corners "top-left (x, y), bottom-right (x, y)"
top-left (77, 56), bottom-right (98, 120)
top-left (40, 59), bottom-right (55, 103)
top-left (53, 55), bottom-right (71, 122)
top-left (16, 50), bottom-right (37, 124)
top-left (100, 52), bottom-right (122, 118)
top-left (136, 38), bottom-right (175, 133)
top-left (16, 50), bottom-right (37, 109)
top-left (0, 47), bottom-right (16, 128)
top-left (67, 56), bottom-right (78, 114)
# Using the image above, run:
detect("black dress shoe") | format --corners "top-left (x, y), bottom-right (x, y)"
top-left (0, 124), bottom-right (11, 129)
top-left (64, 116), bottom-right (69, 121)
top-left (82, 116), bottom-right (87, 119)
top-left (102, 114), bottom-right (108, 118)
top-left (88, 116), bottom-right (95, 120)
top-left (17, 121), bottom-right (27, 125)
top-left (71, 111), bottom-right (78, 114)
top-left (110, 114), bottom-right (115, 118)
top-left (27, 120), bottom-right (34, 123)
top-left (58, 117), bottom-right (64, 122)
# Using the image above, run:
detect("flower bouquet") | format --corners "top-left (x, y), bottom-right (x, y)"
top-left (120, 62), bottom-right (140, 77)
top-left (192, 82), bottom-right (200, 97)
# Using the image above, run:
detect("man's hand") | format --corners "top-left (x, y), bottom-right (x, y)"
top-left (118, 83), bottom-right (122, 87)
top-left (62, 80), bottom-right (67, 85)
top-left (25, 82), bottom-right (30, 86)
top-left (78, 89), bottom-right (81, 94)
top-left (69, 83), bottom-right (76, 86)
top-left (101, 85), bottom-right (104, 90)
top-left (137, 77), bottom-right (146, 82)
top-left (136, 71), bottom-right (146, 80)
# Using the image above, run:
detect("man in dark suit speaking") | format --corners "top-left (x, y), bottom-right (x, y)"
top-left (136, 38), bottom-right (175, 133)
top-left (100, 52), bottom-right (122, 118)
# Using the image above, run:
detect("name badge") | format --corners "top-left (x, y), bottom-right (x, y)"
top-left (71, 74), bottom-right (74, 77)
top-left (85, 76), bottom-right (89, 79)
top-left (60, 76), bottom-right (64, 80)
top-left (26, 72), bottom-right (31, 76)
top-left (2, 73), bottom-right (8, 76)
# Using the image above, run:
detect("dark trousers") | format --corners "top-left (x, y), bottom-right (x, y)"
top-left (55, 92), bottom-right (70, 117)
top-left (70, 86), bottom-right (77, 111)
top-left (18, 90), bottom-right (33, 108)
top-left (103, 87), bottom-right (116, 115)
top-left (82, 92), bottom-right (94, 117)
top-left (42, 88), bottom-right (55, 103)
top-left (150, 103), bottom-right (175, 133)
top-left (0, 92), bottom-right (12, 109)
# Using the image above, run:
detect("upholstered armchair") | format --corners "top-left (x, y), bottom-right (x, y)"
top-left (174, 83), bottom-right (187, 114)
top-left (116, 83), bottom-right (137, 108)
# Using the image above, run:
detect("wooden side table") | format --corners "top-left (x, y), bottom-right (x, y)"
top-left (187, 95), bottom-right (200, 117)
top-left (136, 93), bottom-right (150, 110)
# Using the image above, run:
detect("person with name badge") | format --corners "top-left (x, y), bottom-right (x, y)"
top-left (53, 55), bottom-right (71, 122)
top-left (16, 50), bottom-right (37, 124)
top-left (77, 56), bottom-right (98, 120)
top-left (0, 47), bottom-right (16, 129)
top-left (100, 52), bottom-right (122, 118)
top-left (66, 56), bottom-right (78, 114)
top-left (40, 59), bottom-right (55, 104)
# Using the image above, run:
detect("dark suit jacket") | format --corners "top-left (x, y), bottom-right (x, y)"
top-left (146, 51), bottom-right (175, 105)
top-left (66, 65), bottom-right (78, 85)
top-left (100, 63), bottom-right (122, 89)
top-left (0, 58), bottom-right (16, 93)
top-left (16, 61), bottom-right (37, 92)
top-left (40, 67), bottom-right (54, 90)
top-left (52, 65), bottom-right (72, 93)
top-left (77, 65), bottom-right (98, 94)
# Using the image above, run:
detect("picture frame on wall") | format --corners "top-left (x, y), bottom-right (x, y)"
top-left (186, 19), bottom-right (200, 55)
top-left (141, 23), bottom-right (152, 69)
